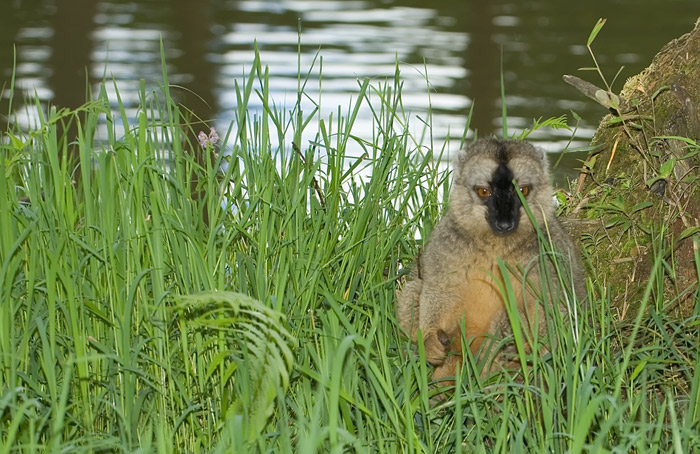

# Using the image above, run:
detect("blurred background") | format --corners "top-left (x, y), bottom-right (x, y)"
top-left (0, 0), bottom-right (697, 179)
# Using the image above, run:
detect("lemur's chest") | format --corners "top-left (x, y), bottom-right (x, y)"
top-left (443, 262), bottom-right (534, 335)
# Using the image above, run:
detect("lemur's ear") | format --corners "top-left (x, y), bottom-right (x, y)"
top-left (453, 148), bottom-right (469, 176)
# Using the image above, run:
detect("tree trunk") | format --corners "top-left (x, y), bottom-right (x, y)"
top-left (567, 19), bottom-right (700, 317)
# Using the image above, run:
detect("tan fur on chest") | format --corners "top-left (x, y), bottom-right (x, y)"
top-left (441, 265), bottom-right (523, 354)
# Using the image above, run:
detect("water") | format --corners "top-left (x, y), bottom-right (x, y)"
top-left (1, 0), bottom-right (697, 181)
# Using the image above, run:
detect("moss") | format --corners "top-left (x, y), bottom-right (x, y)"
top-left (572, 21), bottom-right (700, 318)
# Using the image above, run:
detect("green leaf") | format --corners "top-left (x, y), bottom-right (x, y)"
top-left (630, 358), bottom-right (648, 381)
top-left (679, 227), bottom-right (700, 242)
top-left (655, 135), bottom-right (698, 147)
top-left (659, 158), bottom-right (677, 177)
top-left (587, 18), bottom-right (607, 46)
top-left (631, 202), bottom-right (653, 213)
top-left (647, 158), bottom-right (677, 186)
top-left (7, 132), bottom-right (27, 150)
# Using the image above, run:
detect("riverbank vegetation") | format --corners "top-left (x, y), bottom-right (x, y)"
top-left (1, 47), bottom-right (699, 453)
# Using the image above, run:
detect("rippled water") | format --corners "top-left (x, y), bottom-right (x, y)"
top-left (1, 0), bottom-right (697, 180)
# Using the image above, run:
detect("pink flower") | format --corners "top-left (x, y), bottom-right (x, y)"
top-left (197, 131), bottom-right (208, 148)
top-left (198, 127), bottom-right (219, 149)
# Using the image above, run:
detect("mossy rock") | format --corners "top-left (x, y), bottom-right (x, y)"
top-left (572, 19), bottom-right (700, 317)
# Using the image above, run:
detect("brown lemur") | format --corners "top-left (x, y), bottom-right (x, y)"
top-left (397, 138), bottom-right (583, 382)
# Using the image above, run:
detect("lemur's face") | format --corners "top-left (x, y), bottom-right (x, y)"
top-left (451, 139), bottom-right (551, 237)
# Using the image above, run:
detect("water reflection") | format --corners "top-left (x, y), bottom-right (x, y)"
top-left (1, 0), bottom-right (697, 180)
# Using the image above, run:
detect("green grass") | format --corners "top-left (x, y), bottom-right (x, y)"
top-left (1, 48), bottom-right (699, 453)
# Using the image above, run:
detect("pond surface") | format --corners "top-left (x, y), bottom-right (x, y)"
top-left (1, 0), bottom-right (697, 180)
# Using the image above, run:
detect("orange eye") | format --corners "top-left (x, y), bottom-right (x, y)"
top-left (519, 185), bottom-right (531, 197)
top-left (475, 187), bottom-right (491, 198)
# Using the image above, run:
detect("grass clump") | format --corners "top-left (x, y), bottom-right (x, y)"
top-left (1, 46), bottom-right (699, 453)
